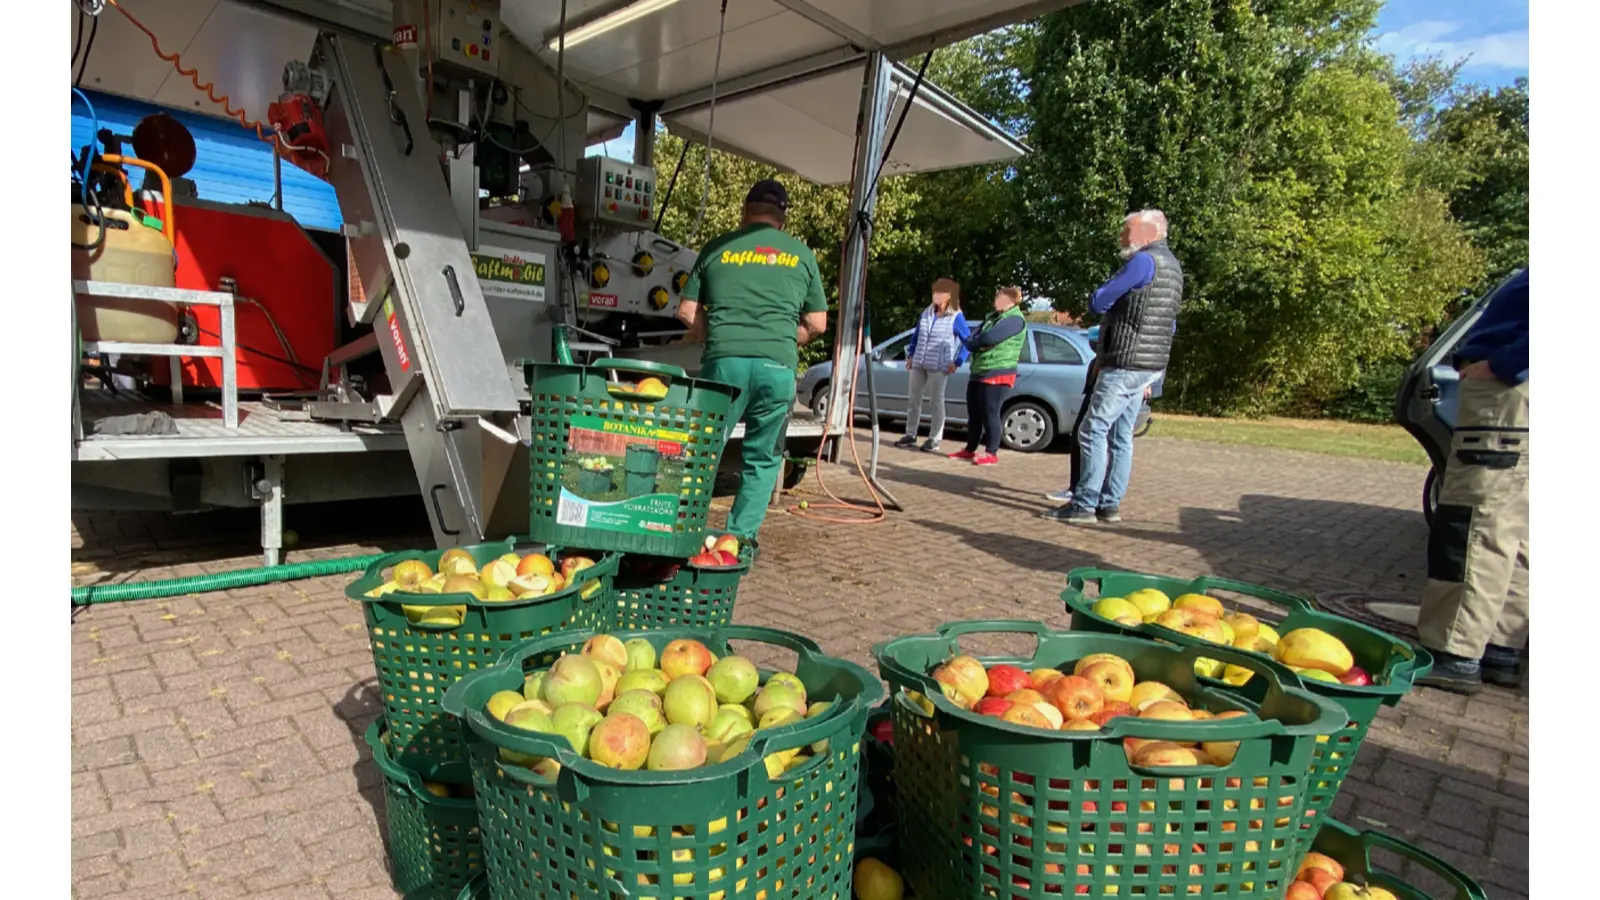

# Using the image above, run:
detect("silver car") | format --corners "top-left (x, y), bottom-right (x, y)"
top-left (797, 323), bottom-right (1128, 453)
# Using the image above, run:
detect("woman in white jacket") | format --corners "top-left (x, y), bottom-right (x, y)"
top-left (895, 278), bottom-right (972, 453)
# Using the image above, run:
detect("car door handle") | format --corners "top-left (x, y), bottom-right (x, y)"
top-left (1421, 386), bottom-right (1441, 400)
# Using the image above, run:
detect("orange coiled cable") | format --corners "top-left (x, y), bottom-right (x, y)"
top-left (106, 0), bottom-right (274, 144)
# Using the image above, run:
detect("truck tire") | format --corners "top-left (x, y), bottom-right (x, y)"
top-left (782, 459), bottom-right (808, 491)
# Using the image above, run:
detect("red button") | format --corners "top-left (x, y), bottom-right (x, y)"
top-left (482, 49), bottom-right (490, 61)
top-left (467, 44), bottom-right (479, 57)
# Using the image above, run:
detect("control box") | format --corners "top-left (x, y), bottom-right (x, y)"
top-left (575, 156), bottom-right (658, 230)
top-left (394, 0), bottom-right (502, 78)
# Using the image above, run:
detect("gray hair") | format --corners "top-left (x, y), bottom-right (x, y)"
top-left (1119, 209), bottom-right (1168, 258)
top-left (1123, 209), bottom-right (1168, 237)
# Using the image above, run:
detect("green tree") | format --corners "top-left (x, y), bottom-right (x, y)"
top-left (1020, 0), bottom-right (1482, 414)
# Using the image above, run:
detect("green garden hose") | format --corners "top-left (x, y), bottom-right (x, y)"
top-left (70, 553), bottom-right (387, 606)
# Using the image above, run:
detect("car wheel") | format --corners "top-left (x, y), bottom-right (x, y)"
top-left (809, 382), bottom-right (830, 420)
top-left (1002, 400), bottom-right (1056, 453)
top-left (1423, 466), bottom-right (1440, 526)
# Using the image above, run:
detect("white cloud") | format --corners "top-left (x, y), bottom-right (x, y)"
top-left (1374, 20), bottom-right (1529, 71)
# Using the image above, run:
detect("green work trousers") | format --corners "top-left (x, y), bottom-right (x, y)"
top-left (701, 356), bottom-right (796, 539)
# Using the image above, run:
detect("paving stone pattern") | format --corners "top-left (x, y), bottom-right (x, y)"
top-left (71, 435), bottom-right (1529, 899)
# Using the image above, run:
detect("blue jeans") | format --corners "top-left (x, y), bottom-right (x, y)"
top-left (1069, 367), bottom-right (1161, 515)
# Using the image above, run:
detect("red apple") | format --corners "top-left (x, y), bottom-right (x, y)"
top-left (560, 555), bottom-right (596, 581)
top-left (709, 534), bottom-right (741, 557)
top-left (714, 549), bottom-right (739, 566)
top-left (870, 719), bottom-right (894, 744)
top-left (985, 664), bottom-right (1032, 698)
top-left (689, 551), bottom-right (721, 567)
top-left (973, 697), bottom-right (1014, 718)
top-left (1338, 665), bottom-right (1373, 686)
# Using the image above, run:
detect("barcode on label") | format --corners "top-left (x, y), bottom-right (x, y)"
top-left (557, 497), bottom-right (589, 527)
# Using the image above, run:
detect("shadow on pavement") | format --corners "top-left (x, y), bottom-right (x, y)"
top-left (334, 678), bottom-right (390, 851)
top-left (1171, 494), bottom-right (1429, 596)
top-left (71, 495), bottom-right (435, 577)
top-left (873, 458), bottom-right (1059, 516)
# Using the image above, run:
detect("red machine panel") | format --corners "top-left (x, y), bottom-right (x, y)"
top-left (147, 198), bottom-right (337, 392)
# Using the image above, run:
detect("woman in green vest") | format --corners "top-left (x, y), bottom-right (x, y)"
top-left (949, 286), bottom-right (1028, 466)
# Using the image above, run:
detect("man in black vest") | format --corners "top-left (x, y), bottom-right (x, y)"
top-left (1042, 210), bottom-right (1183, 525)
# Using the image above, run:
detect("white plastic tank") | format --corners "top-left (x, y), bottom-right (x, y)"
top-left (71, 206), bottom-right (181, 344)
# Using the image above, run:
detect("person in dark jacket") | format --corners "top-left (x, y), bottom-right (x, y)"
top-left (1042, 210), bottom-right (1182, 524)
top-left (948, 287), bottom-right (1028, 466)
top-left (1415, 268), bottom-right (1529, 694)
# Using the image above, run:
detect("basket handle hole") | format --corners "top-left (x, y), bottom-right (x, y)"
top-left (953, 631), bottom-right (1041, 666)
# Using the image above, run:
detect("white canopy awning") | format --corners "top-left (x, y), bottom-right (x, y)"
top-left (664, 59), bottom-right (1026, 185)
top-left (83, 0), bottom-right (1074, 179)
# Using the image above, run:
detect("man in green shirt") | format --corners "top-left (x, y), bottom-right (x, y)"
top-left (676, 179), bottom-right (828, 539)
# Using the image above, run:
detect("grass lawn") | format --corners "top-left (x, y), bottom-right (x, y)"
top-left (1147, 413), bottom-right (1428, 466)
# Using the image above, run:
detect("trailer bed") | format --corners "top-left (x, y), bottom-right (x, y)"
top-left (73, 391), bottom-right (406, 461)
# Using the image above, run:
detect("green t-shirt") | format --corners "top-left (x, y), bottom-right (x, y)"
top-left (682, 223), bottom-right (827, 370)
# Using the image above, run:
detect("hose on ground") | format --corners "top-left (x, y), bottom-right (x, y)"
top-left (71, 553), bottom-right (386, 606)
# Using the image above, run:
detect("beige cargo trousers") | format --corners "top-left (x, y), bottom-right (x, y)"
top-left (1418, 376), bottom-right (1530, 659)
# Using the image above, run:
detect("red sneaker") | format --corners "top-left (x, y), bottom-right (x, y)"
top-left (973, 454), bottom-right (999, 466)
top-left (947, 449), bottom-right (976, 460)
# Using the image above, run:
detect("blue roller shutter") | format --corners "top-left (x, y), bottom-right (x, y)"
top-left (70, 90), bottom-right (342, 233)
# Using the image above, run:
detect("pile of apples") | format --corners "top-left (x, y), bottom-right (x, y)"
top-left (363, 548), bottom-right (599, 627)
top-left (1288, 852), bottom-right (1398, 900)
top-left (610, 375), bottom-right (670, 400)
top-left (483, 633), bottom-right (834, 779)
top-left (930, 652), bottom-right (1256, 769)
top-left (1092, 588), bottom-right (1374, 687)
top-left (688, 534), bottom-right (744, 568)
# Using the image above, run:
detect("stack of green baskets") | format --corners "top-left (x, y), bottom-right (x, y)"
top-left (611, 541), bottom-right (758, 630)
top-left (1062, 568), bottom-right (1432, 857)
top-left (872, 620), bottom-right (1346, 900)
top-left (441, 624), bottom-right (886, 900)
top-left (524, 358), bottom-right (740, 559)
top-left (346, 539), bottom-right (621, 770)
top-left (367, 721), bottom-right (484, 900)
top-left (346, 539), bottom-right (620, 900)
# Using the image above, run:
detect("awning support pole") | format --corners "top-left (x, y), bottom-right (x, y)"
top-left (824, 51), bottom-right (901, 510)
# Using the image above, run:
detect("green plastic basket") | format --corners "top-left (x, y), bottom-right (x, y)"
top-left (524, 358), bottom-right (740, 558)
top-left (346, 539), bottom-right (620, 772)
top-left (610, 541), bottom-right (758, 630)
top-left (440, 625), bottom-right (886, 900)
top-left (367, 721), bottom-right (485, 900)
top-left (1308, 819), bottom-right (1488, 900)
top-left (872, 619), bottom-right (1346, 900)
top-left (1062, 568), bottom-right (1433, 855)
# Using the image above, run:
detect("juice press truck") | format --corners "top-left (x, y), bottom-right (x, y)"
top-left (70, 0), bottom-right (1039, 562)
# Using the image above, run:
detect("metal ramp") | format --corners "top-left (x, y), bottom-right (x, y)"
top-left (314, 34), bottom-right (527, 547)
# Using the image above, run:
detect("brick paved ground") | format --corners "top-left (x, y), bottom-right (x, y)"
top-left (71, 434), bottom-right (1529, 900)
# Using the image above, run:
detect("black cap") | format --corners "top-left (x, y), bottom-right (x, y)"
top-left (745, 179), bottom-right (790, 210)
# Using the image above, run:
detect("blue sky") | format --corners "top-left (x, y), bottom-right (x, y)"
top-left (586, 1), bottom-right (1529, 163)
top-left (1373, 0), bottom-right (1529, 88)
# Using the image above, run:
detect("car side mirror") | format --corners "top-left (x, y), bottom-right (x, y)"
top-left (869, 348), bottom-right (883, 361)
